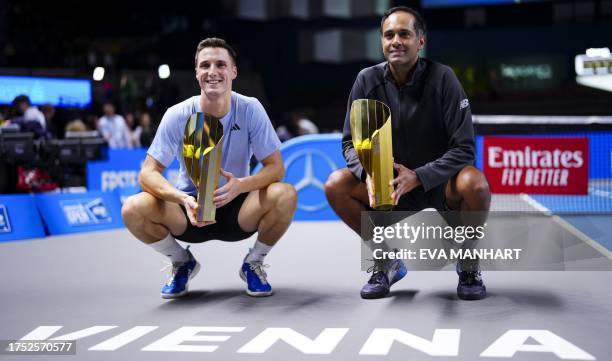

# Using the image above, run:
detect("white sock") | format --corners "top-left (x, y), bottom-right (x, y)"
top-left (149, 234), bottom-right (189, 263)
top-left (245, 240), bottom-right (273, 264)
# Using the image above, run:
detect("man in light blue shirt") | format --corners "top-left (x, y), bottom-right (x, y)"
top-left (98, 102), bottom-right (132, 148)
top-left (122, 38), bottom-right (297, 298)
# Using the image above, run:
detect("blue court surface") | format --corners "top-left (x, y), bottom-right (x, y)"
top-left (522, 181), bottom-right (612, 253)
top-left (530, 182), bottom-right (612, 214)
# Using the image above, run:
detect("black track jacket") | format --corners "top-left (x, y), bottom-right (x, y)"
top-left (342, 57), bottom-right (475, 192)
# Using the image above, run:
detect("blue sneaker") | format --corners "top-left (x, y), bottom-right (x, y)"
top-left (239, 257), bottom-right (273, 297)
top-left (161, 246), bottom-right (200, 299)
top-left (457, 268), bottom-right (486, 300)
top-left (360, 259), bottom-right (407, 299)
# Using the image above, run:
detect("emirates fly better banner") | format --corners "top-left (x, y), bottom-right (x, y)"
top-left (484, 137), bottom-right (588, 194)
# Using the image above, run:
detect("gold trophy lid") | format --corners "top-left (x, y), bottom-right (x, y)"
top-left (182, 112), bottom-right (224, 188)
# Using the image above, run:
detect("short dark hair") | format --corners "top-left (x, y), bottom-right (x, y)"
top-left (13, 94), bottom-right (30, 106)
top-left (380, 6), bottom-right (427, 37)
top-left (194, 37), bottom-right (237, 67)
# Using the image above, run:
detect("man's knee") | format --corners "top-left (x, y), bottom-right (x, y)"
top-left (325, 168), bottom-right (354, 199)
top-left (121, 195), bottom-right (140, 223)
top-left (456, 166), bottom-right (491, 198)
top-left (267, 182), bottom-right (297, 212)
top-left (121, 192), bottom-right (158, 224)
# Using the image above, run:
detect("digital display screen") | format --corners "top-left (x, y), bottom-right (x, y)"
top-left (0, 75), bottom-right (92, 108)
top-left (422, 0), bottom-right (545, 8)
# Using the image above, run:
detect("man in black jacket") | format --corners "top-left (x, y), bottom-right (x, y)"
top-left (325, 6), bottom-right (491, 300)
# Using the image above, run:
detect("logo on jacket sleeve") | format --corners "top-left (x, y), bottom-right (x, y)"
top-left (459, 99), bottom-right (469, 110)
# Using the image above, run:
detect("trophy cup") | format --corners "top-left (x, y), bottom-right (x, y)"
top-left (350, 99), bottom-right (394, 211)
top-left (182, 112), bottom-right (224, 222)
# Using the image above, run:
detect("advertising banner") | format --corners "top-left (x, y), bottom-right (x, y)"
top-left (87, 148), bottom-right (178, 191)
top-left (484, 136), bottom-right (588, 194)
top-left (0, 195), bottom-right (46, 242)
top-left (35, 191), bottom-right (124, 235)
top-left (254, 134), bottom-right (343, 221)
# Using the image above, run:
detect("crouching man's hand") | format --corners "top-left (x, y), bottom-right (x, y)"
top-left (183, 194), bottom-right (216, 227)
top-left (213, 169), bottom-right (244, 208)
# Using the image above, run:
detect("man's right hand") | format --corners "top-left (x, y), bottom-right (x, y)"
top-left (182, 195), bottom-right (216, 227)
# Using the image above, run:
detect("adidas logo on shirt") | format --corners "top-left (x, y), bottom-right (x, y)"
top-left (231, 124), bottom-right (241, 131)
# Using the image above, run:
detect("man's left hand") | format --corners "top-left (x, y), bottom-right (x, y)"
top-left (390, 162), bottom-right (422, 205)
top-left (213, 169), bottom-right (244, 207)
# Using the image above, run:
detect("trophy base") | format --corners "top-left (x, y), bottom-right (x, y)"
top-left (373, 204), bottom-right (394, 211)
top-left (196, 207), bottom-right (217, 223)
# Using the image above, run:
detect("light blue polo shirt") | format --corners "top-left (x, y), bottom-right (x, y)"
top-left (148, 92), bottom-right (281, 195)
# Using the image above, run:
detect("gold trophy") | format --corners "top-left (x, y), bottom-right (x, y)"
top-left (350, 99), bottom-right (394, 210)
top-left (182, 112), bottom-right (224, 222)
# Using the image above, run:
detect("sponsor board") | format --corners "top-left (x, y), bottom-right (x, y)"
top-left (100, 170), bottom-right (139, 192)
top-left (87, 149), bottom-right (178, 192)
top-left (484, 137), bottom-right (588, 194)
top-left (0, 204), bottom-right (11, 233)
top-left (60, 198), bottom-right (112, 226)
top-left (87, 149), bottom-right (147, 191)
top-left (35, 191), bottom-right (123, 235)
top-left (254, 134), bottom-right (343, 221)
top-left (0, 195), bottom-right (46, 241)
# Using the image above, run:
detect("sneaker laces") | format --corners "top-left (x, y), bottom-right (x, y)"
top-left (160, 246), bottom-right (193, 284)
top-left (365, 260), bottom-right (389, 284)
top-left (248, 262), bottom-right (270, 285)
top-left (160, 262), bottom-right (185, 285)
top-left (459, 271), bottom-right (482, 286)
top-left (366, 257), bottom-right (401, 274)
top-left (366, 261), bottom-right (387, 274)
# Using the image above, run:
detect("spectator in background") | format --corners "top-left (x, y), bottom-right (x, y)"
top-left (0, 106), bottom-right (8, 125)
top-left (65, 119), bottom-right (88, 133)
top-left (8, 95), bottom-right (47, 137)
top-left (124, 112), bottom-right (141, 147)
top-left (98, 101), bottom-right (132, 148)
top-left (125, 112), bottom-right (135, 129)
top-left (137, 112), bottom-right (155, 147)
top-left (292, 113), bottom-right (319, 135)
top-left (275, 113), bottom-right (320, 141)
top-left (84, 114), bottom-right (99, 133)
top-left (275, 125), bottom-right (292, 142)
top-left (40, 104), bottom-right (60, 139)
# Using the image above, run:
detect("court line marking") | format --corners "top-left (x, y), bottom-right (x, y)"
top-left (520, 194), bottom-right (612, 260)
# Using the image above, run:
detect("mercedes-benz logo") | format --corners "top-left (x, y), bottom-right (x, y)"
top-left (284, 149), bottom-right (338, 212)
